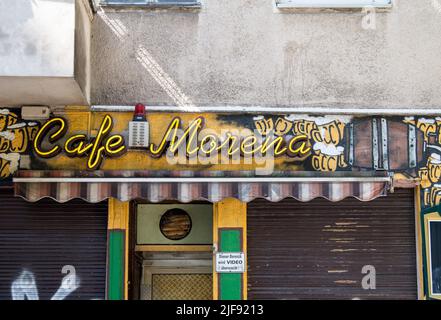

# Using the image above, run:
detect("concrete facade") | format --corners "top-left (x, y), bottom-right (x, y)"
top-left (91, 0), bottom-right (441, 111)
top-left (0, 0), bottom-right (91, 106)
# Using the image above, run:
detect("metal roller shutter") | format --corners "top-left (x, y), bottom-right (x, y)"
top-left (0, 188), bottom-right (108, 300)
top-left (247, 188), bottom-right (417, 300)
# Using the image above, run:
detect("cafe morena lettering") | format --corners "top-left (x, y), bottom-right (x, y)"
top-left (34, 115), bottom-right (126, 170)
top-left (33, 115), bottom-right (311, 170)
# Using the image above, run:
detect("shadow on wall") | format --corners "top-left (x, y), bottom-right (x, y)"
top-left (92, 6), bottom-right (200, 108)
top-left (90, 0), bottom-right (441, 109)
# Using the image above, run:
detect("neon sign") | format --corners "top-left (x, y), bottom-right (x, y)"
top-left (33, 115), bottom-right (311, 170)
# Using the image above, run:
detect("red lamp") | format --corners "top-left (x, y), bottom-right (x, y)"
top-left (133, 103), bottom-right (146, 121)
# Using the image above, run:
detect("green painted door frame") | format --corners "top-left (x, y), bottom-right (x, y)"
top-left (107, 229), bottom-right (126, 300)
top-left (218, 228), bottom-right (243, 300)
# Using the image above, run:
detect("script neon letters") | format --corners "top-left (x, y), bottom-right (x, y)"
top-left (33, 115), bottom-right (311, 170)
top-left (34, 115), bottom-right (126, 170)
top-left (148, 116), bottom-right (311, 158)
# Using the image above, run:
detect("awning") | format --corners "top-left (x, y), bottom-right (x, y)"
top-left (13, 171), bottom-right (391, 203)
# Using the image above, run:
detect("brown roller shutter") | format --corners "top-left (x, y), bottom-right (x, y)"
top-left (247, 188), bottom-right (417, 300)
top-left (0, 188), bottom-right (108, 300)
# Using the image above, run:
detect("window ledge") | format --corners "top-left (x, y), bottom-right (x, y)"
top-left (275, 1), bottom-right (392, 12)
top-left (100, 2), bottom-right (202, 10)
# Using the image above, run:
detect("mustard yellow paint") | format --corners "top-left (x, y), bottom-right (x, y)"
top-left (424, 211), bottom-right (441, 300)
top-left (108, 198), bottom-right (130, 300)
top-left (415, 186), bottom-right (425, 300)
top-left (135, 245), bottom-right (213, 252)
top-left (213, 198), bottom-right (247, 300)
top-left (54, 108), bottom-right (91, 132)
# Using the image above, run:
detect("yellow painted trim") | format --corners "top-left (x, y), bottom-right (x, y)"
top-left (108, 198), bottom-right (130, 300)
top-left (415, 186), bottom-right (425, 300)
top-left (213, 198), bottom-right (247, 300)
top-left (108, 198), bottom-right (129, 230)
top-left (424, 212), bottom-right (441, 300)
top-left (243, 202), bottom-right (247, 300)
top-left (64, 105), bottom-right (90, 111)
top-left (135, 245), bottom-right (213, 252)
top-left (213, 202), bottom-right (219, 300)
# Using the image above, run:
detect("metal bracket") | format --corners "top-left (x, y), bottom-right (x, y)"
top-left (381, 118), bottom-right (389, 170)
top-left (409, 125), bottom-right (417, 168)
top-left (348, 123), bottom-right (354, 166)
top-left (372, 118), bottom-right (379, 170)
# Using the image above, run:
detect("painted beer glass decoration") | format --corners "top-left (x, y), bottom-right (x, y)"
top-left (422, 153), bottom-right (441, 207)
top-left (0, 109), bottom-right (18, 131)
top-left (0, 109), bottom-right (40, 179)
top-left (287, 115), bottom-right (348, 172)
top-left (8, 123), bottom-right (29, 153)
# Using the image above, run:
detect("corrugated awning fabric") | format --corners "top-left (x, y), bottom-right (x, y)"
top-left (14, 171), bottom-right (389, 204)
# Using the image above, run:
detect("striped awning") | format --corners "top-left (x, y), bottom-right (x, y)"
top-left (13, 171), bottom-right (390, 203)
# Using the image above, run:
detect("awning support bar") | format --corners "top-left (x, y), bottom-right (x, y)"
top-left (13, 176), bottom-right (392, 183)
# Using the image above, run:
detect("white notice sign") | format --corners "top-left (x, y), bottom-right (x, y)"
top-left (215, 252), bottom-right (245, 273)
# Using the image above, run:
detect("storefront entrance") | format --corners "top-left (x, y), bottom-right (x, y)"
top-left (247, 188), bottom-right (418, 300)
top-left (140, 252), bottom-right (212, 300)
top-left (132, 203), bottom-right (213, 300)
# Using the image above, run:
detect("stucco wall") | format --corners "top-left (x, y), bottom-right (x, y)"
top-left (0, 0), bottom-right (75, 77)
top-left (0, 0), bottom-right (91, 106)
top-left (91, 0), bottom-right (441, 110)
